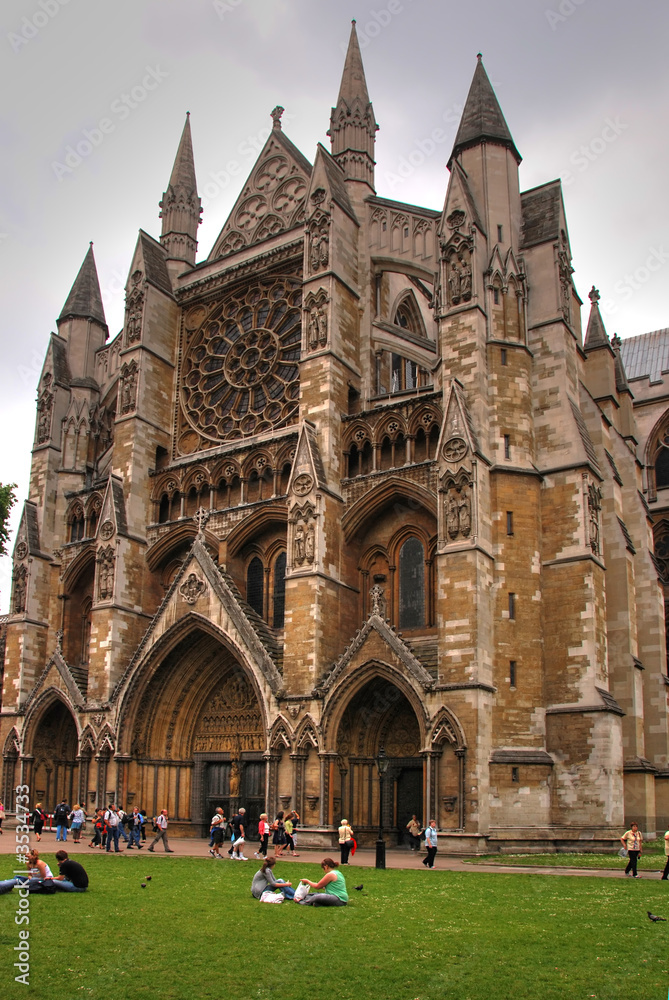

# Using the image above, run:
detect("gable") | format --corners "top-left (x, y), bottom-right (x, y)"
top-left (208, 128), bottom-right (312, 261)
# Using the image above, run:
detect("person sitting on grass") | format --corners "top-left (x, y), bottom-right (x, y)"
top-left (0, 848), bottom-right (56, 894)
top-left (251, 857), bottom-right (295, 900)
top-left (297, 858), bottom-right (348, 907)
top-left (52, 850), bottom-right (89, 892)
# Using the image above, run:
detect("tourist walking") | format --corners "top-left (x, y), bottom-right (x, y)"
top-left (621, 821), bottom-right (643, 878)
top-left (406, 814), bottom-right (421, 851)
top-left (127, 807), bottom-right (144, 849)
top-left (209, 807), bottom-right (226, 858)
top-left (662, 828), bottom-right (669, 880)
top-left (0, 799), bottom-right (4, 835)
top-left (69, 803), bottom-right (85, 843)
top-left (285, 811), bottom-right (299, 856)
top-left (256, 813), bottom-right (270, 858)
top-left (148, 809), bottom-right (174, 852)
top-left (338, 819), bottom-right (354, 865)
top-left (422, 819), bottom-right (438, 868)
top-left (32, 803), bottom-right (46, 842)
top-left (53, 800), bottom-right (70, 841)
top-left (105, 804), bottom-right (122, 853)
top-left (230, 807), bottom-right (247, 860)
top-left (272, 811), bottom-right (286, 858)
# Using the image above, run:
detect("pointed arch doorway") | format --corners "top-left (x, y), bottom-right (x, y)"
top-left (124, 627), bottom-right (268, 837)
top-left (26, 698), bottom-right (79, 810)
top-left (334, 676), bottom-right (423, 845)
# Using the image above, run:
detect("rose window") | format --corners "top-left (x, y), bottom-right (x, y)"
top-left (181, 276), bottom-right (302, 443)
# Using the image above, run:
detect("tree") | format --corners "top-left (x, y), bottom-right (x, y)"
top-left (0, 482), bottom-right (17, 557)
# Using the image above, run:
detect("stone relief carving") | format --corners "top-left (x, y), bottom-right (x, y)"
top-left (36, 388), bottom-right (53, 445)
top-left (12, 564), bottom-right (27, 614)
top-left (308, 212), bottom-right (330, 273)
top-left (442, 436), bottom-right (468, 463)
top-left (125, 270), bottom-right (144, 345)
top-left (90, 403), bottom-right (114, 456)
top-left (119, 359), bottom-right (139, 415)
top-left (193, 672), bottom-right (263, 753)
top-left (15, 540), bottom-right (28, 561)
top-left (290, 502), bottom-right (317, 568)
top-left (99, 520), bottom-right (115, 541)
top-left (179, 572), bottom-right (208, 605)
top-left (557, 231), bottom-right (574, 323)
top-left (96, 545), bottom-right (115, 601)
top-left (443, 474), bottom-right (473, 542)
top-left (586, 480), bottom-right (602, 555)
top-left (369, 583), bottom-right (387, 619)
top-left (305, 288), bottom-right (329, 351)
top-left (292, 473), bottom-right (313, 496)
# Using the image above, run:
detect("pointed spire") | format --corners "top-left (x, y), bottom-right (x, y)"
top-left (611, 334), bottom-right (631, 393)
top-left (450, 55), bottom-right (521, 166)
top-left (159, 113), bottom-right (202, 267)
top-left (327, 21), bottom-right (378, 189)
top-left (584, 286), bottom-right (610, 350)
top-left (58, 243), bottom-right (107, 330)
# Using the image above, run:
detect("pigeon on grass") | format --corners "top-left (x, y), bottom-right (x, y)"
top-left (647, 911), bottom-right (666, 922)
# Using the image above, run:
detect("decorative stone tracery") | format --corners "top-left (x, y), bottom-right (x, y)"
top-left (178, 274), bottom-right (302, 452)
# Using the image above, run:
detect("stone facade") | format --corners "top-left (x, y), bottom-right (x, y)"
top-left (2, 30), bottom-right (668, 849)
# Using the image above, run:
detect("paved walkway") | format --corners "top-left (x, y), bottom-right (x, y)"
top-left (0, 827), bottom-right (660, 879)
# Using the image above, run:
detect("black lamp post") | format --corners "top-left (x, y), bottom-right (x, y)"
top-left (375, 746), bottom-right (388, 869)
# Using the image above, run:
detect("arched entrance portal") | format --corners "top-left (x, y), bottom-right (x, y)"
top-left (29, 699), bottom-right (79, 810)
top-left (334, 677), bottom-right (423, 845)
top-left (123, 628), bottom-right (267, 836)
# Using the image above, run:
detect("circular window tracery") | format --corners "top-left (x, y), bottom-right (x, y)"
top-left (180, 276), bottom-right (301, 443)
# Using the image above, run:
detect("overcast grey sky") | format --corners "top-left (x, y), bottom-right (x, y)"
top-left (1, 0), bottom-right (668, 609)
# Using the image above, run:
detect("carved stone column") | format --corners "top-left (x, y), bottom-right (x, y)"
top-left (264, 753), bottom-right (281, 819)
top-left (455, 747), bottom-right (466, 831)
top-left (290, 752), bottom-right (307, 821)
top-left (191, 756), bottom-right (207, 831)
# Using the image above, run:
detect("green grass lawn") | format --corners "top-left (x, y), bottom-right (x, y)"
top-left (2, 854), bottom-right (669, 1000)
top-left (465, 839), bottom-right (666, 870)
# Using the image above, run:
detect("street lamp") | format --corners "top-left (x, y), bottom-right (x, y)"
top-left (375, 746), bottom-right (388, 869)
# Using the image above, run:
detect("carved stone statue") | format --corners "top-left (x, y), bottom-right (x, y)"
top-left (96, 546), bottom-right (115, 601)
top-left (447, 493), bottom-right (459, 539)
top-left (448, 262), bottom-right (461, 305)
top-left (36, 391), bottom-right (53, 445)
top-left (308, 308), bottom-right (319, 350)
top-left (458, 490), bottom-right (471, 536)
top-left (294, 524), bottom-right (305, 565)
top-left (460, 258), bottom-right (472, 300)
top-left (229, 760), bottom-right (241, 796)
top-left (305, 523), bottom-right (315, 564)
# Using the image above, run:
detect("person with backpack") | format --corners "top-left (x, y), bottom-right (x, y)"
top-left (53, 800), bottom-right (70, 842)
top-left (127, 807), bottom-right (144, 849)
top-left (32, 803), bottom-right (47, 842)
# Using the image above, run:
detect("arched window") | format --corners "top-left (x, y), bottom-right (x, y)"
top-left (69, 508), bottom-right (85, 543)
top-left (657, 448), bottom-right (669, 490)
top-left (158, 494), bottom-right (170, 523)
top-left (398, 537), bottom-right (425, 629)
top-left (246, 557), bottom-right (264, 618)
top-left (273, 551), bottom-right (286, 628)
top-left (393, 293), bottom-right (425, 338)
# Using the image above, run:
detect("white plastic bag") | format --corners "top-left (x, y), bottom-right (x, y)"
top-left (293, 881), bottom-right (310, 902)
top-left (260, 890), bottom-right (283, 904)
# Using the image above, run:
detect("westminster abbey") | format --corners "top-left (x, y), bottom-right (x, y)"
top-left (3, 24), bottom-right (669, 849)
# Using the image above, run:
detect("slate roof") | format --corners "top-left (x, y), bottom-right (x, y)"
top-left (58, 244), bottom-right (107, 328)
top-left (314, 144), bottom-right (356, 223)
top-left (520, 181), bottom-right (561, 249)
top-left (618, 329), bottom-right (669, 384)
top-left (569, 397), bottom-right (601, 474)
top-left (138, 231), bottom-right (173, 297)
top-left (450, 56), bottom-right (521, 165)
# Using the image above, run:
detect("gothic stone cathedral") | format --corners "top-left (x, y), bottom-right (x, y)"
top-left (3, 26), bottom-right (669, 850)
